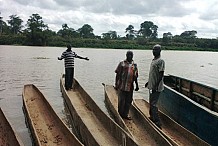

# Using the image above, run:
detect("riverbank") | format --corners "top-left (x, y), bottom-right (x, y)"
top-left (1, 35), bottom-right (218, 52)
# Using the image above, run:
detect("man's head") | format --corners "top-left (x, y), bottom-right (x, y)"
top-left (67, 44), bottom-right (72, 49)
top-left (126, 51), bottom-right (133, 62)
top-left (152, 44), bottom-right (161, 57)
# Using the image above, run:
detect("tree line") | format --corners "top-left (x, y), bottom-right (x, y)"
top-left (0, 13), bottom-right (218, 51)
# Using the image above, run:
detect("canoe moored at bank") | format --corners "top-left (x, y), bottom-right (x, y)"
top-left (0, 108), bottom-right (24, 146)
top-left (60, 75), bottom-right (138, 146)
top-left (22, 84), bottom-right (83, 146)
top-left (133, 99), bottom-right (210, 146)
top-left (103, 84), bottom-right (173, 146)
top-left (159, 74), bottom-right (218, 145)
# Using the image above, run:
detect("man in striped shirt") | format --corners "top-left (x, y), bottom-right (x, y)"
top-left (58, 44), bottom-right (89, 90)
top-left (145, 44), bottom-right (165, 129)
top-left (115, 51), bottom-right (139, 120)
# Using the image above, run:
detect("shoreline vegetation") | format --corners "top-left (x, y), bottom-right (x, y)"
top-left (0, 35), bottom-right (217, 52)
top-left (1, 13), bottom-right (218, 52)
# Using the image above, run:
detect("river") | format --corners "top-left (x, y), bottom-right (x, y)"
top-left (0, 45), bottom-right (218, 145)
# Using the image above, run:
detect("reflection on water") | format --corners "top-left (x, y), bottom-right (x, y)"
top-left (0, 45), bottom-right (218, 145)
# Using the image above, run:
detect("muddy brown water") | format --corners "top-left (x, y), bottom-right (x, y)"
top-left (0, 45), bottom-right (218, 145)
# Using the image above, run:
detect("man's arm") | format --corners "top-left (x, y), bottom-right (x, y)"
top-left (134, 63), bottom-right (139, 91)
top-left (154, 71), bottom-right (164, 91)
top-left (114, 62), bottom-right (122, 90)
top-left (115, 73), bottom-right (120, 90)
top-left (135, 78), bottom-right (139, 91)
top-left (145, 82), bottom-right (148, 88)
top-left (77, 55), bottom-right (89, 61)
top-left (58, 53), bottom-right (64, 60)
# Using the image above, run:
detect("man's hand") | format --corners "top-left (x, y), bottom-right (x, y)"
top-left (114, 86), bottom-right (118, 90)
top-left (135, 86), bottom-right (139, 91)
top-left (145, 82), bottom-right (148, 88)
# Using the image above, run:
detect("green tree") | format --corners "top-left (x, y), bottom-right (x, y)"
top-left (102, 32), bottom-right (111, 40)
top-left (7, 15), bottom-right (23, 34)
top-left (25, 13), bottom-right (48, 45)
top-left (77, 24), bottom-right (94, 38)
top-left (102, 31), bottom-right (117, 39)
top-left (162, 32), bottom-right (172, 44)
top-left (150, 24), bottom-right (158, 39)
top-left (0, 13), bottom-right (9, 35)
top-left (125, 25), bottom-right (136, 40)
top-left (138, 21), bottom-right (158, 39)
top-left (180, 30), bottom-right (197, 38)
top-left (57, 23), bottom-right (79, 39)
top-left (0, 12), bottom-right (3, 35)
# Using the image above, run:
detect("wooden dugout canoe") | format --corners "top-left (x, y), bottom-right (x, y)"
top-left (133, 99), bottom-right (210, 146)
top-left (103, 84), bottom-right (172, 146)
top-left (158, 74), bottom-right (218, 145)
top-left (22, 84), bottom-right (83, 146)
top-left (60, 75), bottom-right (138, 146)
top-left (0, 108), bottom-right (24, 146)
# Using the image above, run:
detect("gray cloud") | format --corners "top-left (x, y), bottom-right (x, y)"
top-left (0, 0), bottom-right (217, 38)
top-left (199, 1), bottom-right (218, 21)
top-left (10, 0), bottom-right (194, 17)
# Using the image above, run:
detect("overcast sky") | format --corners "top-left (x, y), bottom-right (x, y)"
top-left (0, 0), bottom-right (218, 38)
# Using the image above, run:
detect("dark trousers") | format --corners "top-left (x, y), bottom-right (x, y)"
top-left (149, 91), bottom-right (161, 126)
top-left (118, 90), bottom-right (133, 117)
top-left (65, 68), bottom-right (74, 90)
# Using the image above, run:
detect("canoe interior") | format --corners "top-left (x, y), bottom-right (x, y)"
top-left (158, 84), bottom-right (218, 146)
top-left (0, 108), bottom-right (24, 146)
top-left (164, 74), bottom-right (218, 112)
top-left (60, 75), bottom-right (138, 146)
top-left (22, 84), bottom-right (83, 146)
top-left (104, 84), bottom-right (172, 146)
top-left (133, 99), bottom-right (209, 146)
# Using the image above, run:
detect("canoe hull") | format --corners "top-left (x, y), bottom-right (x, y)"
top-left (60, 75), bottom-right (138, 146)
top-left (133, 99), bottom-right (209, 146)
top-left (0, 108), bottom-right (24, 146)
top-left (103, 84), bottom-right (172, 146)
top-left (22, 84), bottom-right (83, 146)
top-left (159, 85), bottom-right (217, 146)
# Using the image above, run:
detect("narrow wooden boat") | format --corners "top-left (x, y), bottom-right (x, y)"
top-left (60, 75), bottom-right (138, 146)
top-left (0, 108), bottom-right (24, 146)
top-left (164, 74), bottom-right (218, 112)
top-left (22, 84), bottom-right (83, 146)
top-left (103, 84), bottom-right (172, 146)
top-left (133, 98), bottom-right (210, 146)
top-left (158, 74), bottom-right (218, 145)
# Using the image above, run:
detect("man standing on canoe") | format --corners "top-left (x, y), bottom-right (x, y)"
top-left (145, 44), bottom-right (165, 129)
top-left (115, 51), bottom-right (139, 120)
top-left (58, 44), bottom-right (89, 90)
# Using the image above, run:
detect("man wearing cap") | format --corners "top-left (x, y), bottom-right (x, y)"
top-left (145, 44), bottom-right (165, 129)
top-left (115, 51), bottom-right (139, 120)
top-left (58, 44), bottom-right (89, 90)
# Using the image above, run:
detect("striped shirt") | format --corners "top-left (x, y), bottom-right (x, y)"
top-left (60, 50), bottom-right (77, 68)
top-left (115, 60), bottom-right (138, 91)
top-left (148, 57), bottom-right (165, 92)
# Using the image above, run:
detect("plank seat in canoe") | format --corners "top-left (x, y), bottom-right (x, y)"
top-left (22, 84), bottom-right (83, 146)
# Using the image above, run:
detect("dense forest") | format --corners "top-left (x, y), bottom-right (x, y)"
top-left (0, 13), bottom-right (218, 51)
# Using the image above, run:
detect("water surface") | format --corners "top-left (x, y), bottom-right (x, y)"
top-left (0, 45), bottom-right (217, 145)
